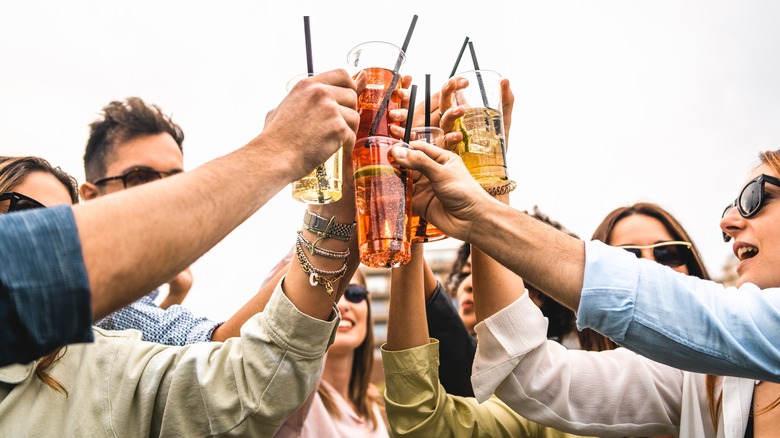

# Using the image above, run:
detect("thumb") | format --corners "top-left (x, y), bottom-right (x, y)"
top-left (389, 141), bottom-right (453, 173)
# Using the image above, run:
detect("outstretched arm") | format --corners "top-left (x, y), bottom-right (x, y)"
top-left (78, 69), bottom-right (363, 321)
top-left (388, 139), bottom-right (780, 382)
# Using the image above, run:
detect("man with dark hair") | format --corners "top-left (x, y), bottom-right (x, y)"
top-left (78, 97), bottom-right (217, 345)
top-left (78, 97), bottom-right (286, 345)
top-left (82, 97), bottom-right (184, 187)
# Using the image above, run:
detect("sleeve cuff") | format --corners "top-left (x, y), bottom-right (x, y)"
top-left (471, 293), bottom-right (547, 402)
top-left (259, 276), bottom-right (340, 359)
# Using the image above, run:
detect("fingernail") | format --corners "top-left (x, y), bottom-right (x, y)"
top-left (393, 146), bottom-right (408, 159)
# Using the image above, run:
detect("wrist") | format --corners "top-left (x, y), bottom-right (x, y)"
top-left (302, 209), bottom-right (356, 242)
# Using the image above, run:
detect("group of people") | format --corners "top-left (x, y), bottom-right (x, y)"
top-left (1, 66), bottom-right (778, 437)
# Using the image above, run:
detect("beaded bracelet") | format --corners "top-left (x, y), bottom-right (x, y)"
top-left (294, 237), bottom-right (348, 295)
top-left (297, 230), bottom-right (350, 259)
top-left (484, 179), bottom-right (517, 197)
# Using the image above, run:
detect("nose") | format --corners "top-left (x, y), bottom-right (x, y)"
top-left (639, 248), bottom-right (655, 261)
top-left (720, 205), bottom-right (743, 242)
top-left (337, 295), bottom-right (347, 308)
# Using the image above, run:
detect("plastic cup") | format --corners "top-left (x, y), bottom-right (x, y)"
top-left (287, 73), bottom-right (343, 204)
top-left (452, 69), bottom-right (509, 189)
top-left (347, 41), bottom-right (406, 140)
top-left (352, 136), bottom-right (412, 268)
top-left (408, 127), bottom-right (447, 243)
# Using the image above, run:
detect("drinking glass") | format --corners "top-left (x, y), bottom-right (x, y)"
top-left (408, 126), bottom-right (447, 243)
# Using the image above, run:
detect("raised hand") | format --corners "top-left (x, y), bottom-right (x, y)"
top-left (389, 141), bottom-right (494, 243)
top-left (259, 69), bottom-right (363, 182)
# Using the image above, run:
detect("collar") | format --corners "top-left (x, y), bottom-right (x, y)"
top-left (0, 362), bottom-right (35, 384)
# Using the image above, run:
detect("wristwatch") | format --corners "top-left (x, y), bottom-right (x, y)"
top-left (302, 210), bottom-right (356, 242)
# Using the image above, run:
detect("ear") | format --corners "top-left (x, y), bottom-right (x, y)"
top-left (80, 182), bottom-right (100, 201)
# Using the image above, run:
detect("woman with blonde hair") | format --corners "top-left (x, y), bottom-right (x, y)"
top-left (470, 152), bottom-right (780, 436)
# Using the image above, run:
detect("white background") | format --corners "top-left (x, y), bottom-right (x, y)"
top-left (2, 1), bottom-right (775, 320)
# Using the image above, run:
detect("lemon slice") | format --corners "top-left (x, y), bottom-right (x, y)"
top-left (353, 164), bottom-right (398, 180)
top-left (455, 117), bottom-right (470, 153)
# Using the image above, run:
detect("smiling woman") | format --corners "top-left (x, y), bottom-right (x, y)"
top-left (276, 270), bottom-right (390, 437)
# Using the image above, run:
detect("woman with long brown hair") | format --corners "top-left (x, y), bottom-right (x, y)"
top-left (276, 269), bottom-right (389, 437)
top-left (0, 156), bottom-right (79, 394)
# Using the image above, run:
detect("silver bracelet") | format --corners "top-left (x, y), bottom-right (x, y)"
top-left (297, 231), bottom-right (350, 259)
top-left (302, 210), bottom-right (356, 242)
top-left (294, 237), bottom-right (348, 296)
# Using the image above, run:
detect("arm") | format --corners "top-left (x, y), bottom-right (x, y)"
top-left (384, 245), bottom-right (579, 437)
top-left (0, 206), bottom-right (92, 366)
top-left (383, 341), bottom-right (590, 438)
top-left (104, 280), bottom-right (340, 436)
top-left (471, 293), bottom-right (683, 437)
top-left (578, 239), bottom-right (780, 381)
top-left (390, 141), bottom-right (780, 382)
top-left (386, 243), bottom-right (429, 351)
top-left (77, 69), bottom-right (362, 321)
top-left (158, 268), bottom-right (193, 309)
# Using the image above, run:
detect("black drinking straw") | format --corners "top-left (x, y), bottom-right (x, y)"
top-left (368, 15), bottom-right (418, 137)
top-left (404, 85), bottom-right (417, 144)
top-left (424, 74), bottom-right (431, 142)
top-left (304, 16), bottom-right (314, 77)
top-left (303, 16), bottom-right (328, 202)
top-left (468, 41), bottom-right (490, 108)
top-left (449, 36), bottom-right (470, 78)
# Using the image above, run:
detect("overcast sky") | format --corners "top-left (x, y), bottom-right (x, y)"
top-left (2, 1), bottom-right (776, 320)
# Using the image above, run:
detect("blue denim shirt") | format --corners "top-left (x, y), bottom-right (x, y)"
top-left (0, 206), bottom-right (92, 366)
top-left (578, 239), bottom-right (780, 382)
top-left (96, 289), bottom-right (221, 345)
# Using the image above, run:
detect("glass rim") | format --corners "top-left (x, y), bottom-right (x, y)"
top-left (355, 135), bottom-right (409, 147)
top-left (452, 68), bottom-right (502, 79)
top-left (286, 72), bottom-right (318, 92)
top-left (346, 40), bottom-right (406, 67)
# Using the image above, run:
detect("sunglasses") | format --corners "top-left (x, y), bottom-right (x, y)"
top-left (92, 167), bottom-right (182, 189)
top-left (0, 192), bottom-right (45, 214)
top-left (618, 241), bottom-right (692, 268)
top-left (721, 173), bottom-right (780, 242)
top-left (344, 285), bottom-right (369, 303)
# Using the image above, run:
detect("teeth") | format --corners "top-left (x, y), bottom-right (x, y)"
top-left (737, 246), bottom-right (758, 261)
top-left (338, 320), bottom-right (354, 328)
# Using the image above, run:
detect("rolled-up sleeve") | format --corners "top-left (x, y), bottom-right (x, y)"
top-left (578, 239), bottom-right (780, 382)
top-left (96, 294), bottom-right (222, 345)
top-left (0, 206), bottom-right (92, 366)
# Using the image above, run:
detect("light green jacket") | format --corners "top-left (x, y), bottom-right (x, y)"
top-left (0, 280), bottom-right (339, 437)
top-left (382, 340), bottom-right (597, 438)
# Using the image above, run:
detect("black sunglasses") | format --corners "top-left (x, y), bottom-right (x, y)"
top-left (92, 167), bottom-right (181, 189)
top-left (344, 285), bottom-right (369, 303)
top-left (618, 241), bottom-right (692, 268)
top-left (721, 173), bottom-right (780, 242)
top-left (0, 192), bottom-right (45, 213)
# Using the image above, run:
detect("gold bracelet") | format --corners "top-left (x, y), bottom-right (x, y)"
top-left (484, 180), bottom-right (517, 197)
